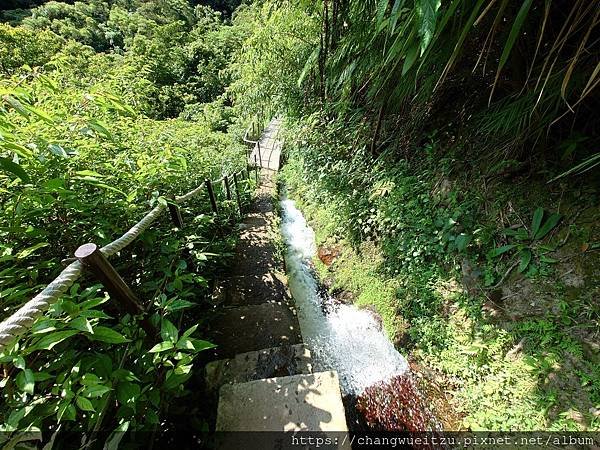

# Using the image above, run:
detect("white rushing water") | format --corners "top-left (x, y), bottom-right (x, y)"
top-left (280, 197), bottom-right (409, 395)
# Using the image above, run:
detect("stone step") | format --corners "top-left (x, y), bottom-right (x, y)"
top-left (216, 371), bottom-right (349, 432)
top-left (208, 303), bottom-right (302, 358)
top-left (205, 344), bottom-right (312, 395)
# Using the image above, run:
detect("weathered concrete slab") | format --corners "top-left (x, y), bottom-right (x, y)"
top-left (216, 371), bottom-right (348, 432)
top-left (205, 344), bottom-right (312, 395)
top-left (209, 303), bottom-right (302, 358)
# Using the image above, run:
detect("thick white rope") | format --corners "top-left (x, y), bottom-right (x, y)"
top-left (0, 185), bottom-right (205, 351)
top-left (0, 261), bottom-right (83, 349)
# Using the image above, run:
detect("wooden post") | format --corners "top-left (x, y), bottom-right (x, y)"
top-left (167, 197), bottom-right (183, 228)
top-left (257, 141), bottom-right (263, 168)
top-left (224, 175), bottom-right (232, 201)
top-left (205, 179), bottom-right (218, 214)
top-left (233, 172), bottom-right (243, 216)
top-left (75, 243), bottom-right (156, 336)
top-left (254, 154), bottom-right (259, 184)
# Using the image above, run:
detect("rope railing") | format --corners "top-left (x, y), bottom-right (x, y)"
top-left (0, 167), bottom-right (258, 351)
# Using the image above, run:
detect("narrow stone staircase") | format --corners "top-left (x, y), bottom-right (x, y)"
top-left (206, 120), bottom-right (349, 435)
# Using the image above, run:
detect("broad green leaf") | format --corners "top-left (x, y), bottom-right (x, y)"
top-left (88, 326), bottom-right (129, 344)
top-left (176, 338), bottom-right (216, 352)
top-left (80, 373), bottom-right (101, 386)
top-left (417, 0), bottom-right (441, 55)
top-left (531, 207), bottom-right (544, 239)
top-left (104, 421), bottom-right (129, 450)
top-left (503, 228), bottom-right (529, 241)
top-left (75, 396), bottom-right (95, 412)
top-left (48, 144), bottom-right (68, 158)
top-left (402, 41), bottom-right (420, 76)
top-left (376, 0), bottom-right (389, 27)
top-left (3, 95), bottom-right (30, 118)
top-left (2, 141), bottom-right (33, 158)
top-left (56, 401), bottom-right (76, 422)
top-left (148, 341), bottom-right (174, 353)
top-left (534, 213), bottom-right (561, 240)
top-left (16, 369), bottom-right (35, 394)
top-left (82, 384), bottom-right (112, 398)
top-left (160, 319), bottom-right (178, 343)
top-left (0, 157), bottom-right (30, 183)
top-left (518, 249), bottom-right (532, 273)
top-left (31, 330), bottom-right (78, 351)
top-left (164, 369), bottom-right (192, 390)
top-left (69, 317), bottom-right (94, 334)
top-left (116, 382), bottom-right (140, 405)
top-left (34, 371), bottom-right (53, 382)
top-left (166, 299), bottom-right (196, 312)
top-left (182, 324), bottom-right (198, 338)
top-left (74, 170), bottom-right (105, 178)
top-left (88, 120), bottom-right (113, 140)
top-left (487, 244), bottom-right (516, 259)
top-left (539, 254), bottom-right (559, 264)
top-left (112, 369), bottom-right (139, 382)
top-left (24, 104), bottom-right (54, 124)
top-left (455, 233), bottom-right (471, 252)
top-left (13, 356), bottom-right (26, 369)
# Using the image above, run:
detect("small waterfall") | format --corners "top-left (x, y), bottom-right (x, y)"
top-left (280, 197), bottom-right (409, 395)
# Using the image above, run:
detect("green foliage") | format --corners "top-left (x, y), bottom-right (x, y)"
top-left (487, 207), bottom-right (561, 275)
top-left (228, 2), bottom-right (320, 119)
top-left (279, 112), bottom-right (598, 431)
top-left (0, 23), bottom-right (62, 73)
top-left (0, 1), bottom-right (251, 444)
top-left (6, 1), bottom-right (243, 119)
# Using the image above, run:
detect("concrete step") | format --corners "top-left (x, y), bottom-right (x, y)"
top-left (216, 371), bottom-right (349, 432)
top-left (205, 344), bottom-right (312, 396)
top-left (208, 303), bottom-right (302, 358)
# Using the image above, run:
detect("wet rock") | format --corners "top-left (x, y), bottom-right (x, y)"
top-left (334, 290), bottom-right (355, 304)
top-left (317, 246), bottom-right (341, 266)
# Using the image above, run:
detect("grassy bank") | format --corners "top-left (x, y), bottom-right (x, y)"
top-left (280, 130), bottom-right (600, 431)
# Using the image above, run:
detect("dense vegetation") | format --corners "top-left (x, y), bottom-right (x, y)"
top-left (231, 0), bottom-right (599, 431)
top-left (1, 0), bottom-right (599, 443)
top-left (0, 0), bottom-right (256, 446)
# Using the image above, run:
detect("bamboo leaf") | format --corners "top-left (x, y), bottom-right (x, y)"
top-left (416, 0), bottom-right (441, 55)
top-left (402, 41), bottom-right (419, 75)
top-left (490, 0), bottom-right (533, 102)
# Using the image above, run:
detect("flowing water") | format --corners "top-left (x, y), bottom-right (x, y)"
top-left (280, 196), bottom-right (409, 395)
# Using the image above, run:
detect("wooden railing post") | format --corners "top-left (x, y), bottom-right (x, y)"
top-left (233, 172), bottom-right (243, 216)
top-left (257, 141), bottom-right (263, 168)
top-left (205, 179), bottom-right (218, 214)
top-left (224, 175), bottom-right (232, 201)
top-left (167, 197), bottom-right (183, 228)
top-left (254, 155), bottom-right (259, 184)
top-left (75, 243), bottom-right (156, 336)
